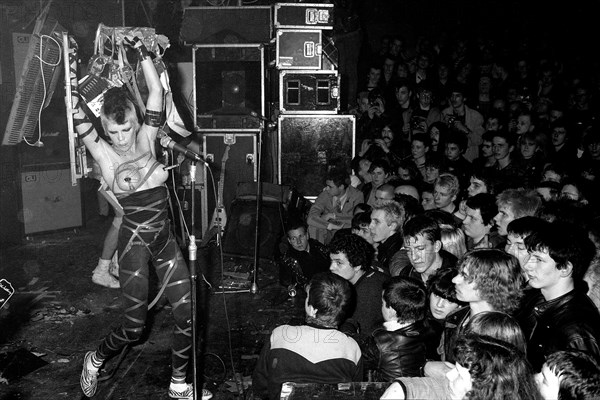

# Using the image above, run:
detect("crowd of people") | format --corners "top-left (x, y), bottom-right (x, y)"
top-left (256, 31), bottom-right (600, 400)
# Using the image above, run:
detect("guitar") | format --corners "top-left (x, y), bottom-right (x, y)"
top-left (210, 145), bottom-right (230, 243)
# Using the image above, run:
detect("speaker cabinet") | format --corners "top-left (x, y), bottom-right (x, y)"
top-left (181, 6), bottom-right (272, 45)
top-left (222, 198), bottom-right (284, 260)
top-left (192, 44), bottom-right (266, 128)
top-left (19, 166), bottom-right (82, 235)
top-left (278, 114), bottom-right (355, 197)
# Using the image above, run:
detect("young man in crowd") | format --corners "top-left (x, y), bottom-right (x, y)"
top-left (504, 216), bottom-right (550, 280)
top-left (461, 193), bottom-right (501, 250)
top-left (278, 219), bottom-right (330, 295)
top-left (252, 272), bottom-right (363, 399)
top-left (517, 221), bottom-right (600, 372)
top-left (369, 202), bottom-right (407, 274)
top-left (307, 168), bottom-right (364, 245)
top-left (493, 187), bottom-right (542, 247)
top-left (362, 276), bottom-right (432, 380)
top-left (329, 234), bottom-right (389, 338)
top-left (424, 249), bottom-right (524, 374)
top-left (397, 214), bottom-right (457, 283)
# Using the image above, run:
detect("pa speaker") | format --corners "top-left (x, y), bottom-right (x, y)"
top-left (222, 199), bottom-right (284, 260)
top-left (181, 6), bottom-right (272, 45)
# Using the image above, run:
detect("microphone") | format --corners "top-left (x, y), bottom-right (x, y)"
top-left (160, 135), bottom-right (206, 164)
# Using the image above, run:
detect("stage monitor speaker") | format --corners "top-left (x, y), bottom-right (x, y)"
top-left (222, 198), bottom-right (284, 260)
top-left (181, 6), bottom-right (272, 45)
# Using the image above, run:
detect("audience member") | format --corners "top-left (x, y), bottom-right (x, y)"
top-left (505, 216), bottom-right (550, 281)
top-left (462, 193), bottom-right (501, 250)
top-left (374, 183), bottom-right (396, 206)
top-left (396, 214), bottom-right (458, 282)
top-left (436, 249), bottom-right (523, 365)
top-left (369, 202), bottom-right (407, 273)
top-left (426, 267), bottom-right (465, 361)
top-left (252, 272), bottom-right (362, 400)
top-left (440, 131), bottom-right (473, 190)
top-left (362, 276), bottom-right (432, 380)
top-left (536, 350), bottom-right (600, 400)
top-left (433, 173), bottom-right (462, 224)
top-left (278, 219), bottom-right (330, 293)
top-left (307, 168), bottom-right (365, 245)
top-left (363, 158), bottom-right (392, 207)
top-left (439, 223), bottom-right (467, 259)
top-left (491, 130), bottom-right (523, 191)
top-left (517, 221), bottom-right (600, 372)
top-left (328, 234), bottom-right (389, 337)
top-left (420, 183), bottom-right (436, 210)
top-left (441, 81), bottom-right (485, 162)
top-left (471, 131), bottom-right (496, 170)
top-left (493, 188), bottom-right (542, 243)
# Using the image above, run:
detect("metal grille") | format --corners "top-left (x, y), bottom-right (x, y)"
top-left (2, 16), bottom-right (63, 146)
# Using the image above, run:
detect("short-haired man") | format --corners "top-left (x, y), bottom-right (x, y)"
top-left (491, 130), bottom-right (522, 192)
top-left (517, 221), bottom-right (600, 372)
top-left (462, 193), bottom-right (501, 250)
top-left (278, 219), bottom-right (330, 293)
top-left (505, 216), bottom-right (549, 278)
top-left (394, 183), bottom-right (420, 201)
top-left (374, 183), bottom-right (396, 206)
top-left (351, 211), bottom-right (375, 247)
top-left (397, 214), bottom-right (457, 282)
top-left (308, 168), bottom-right (364, 245)
top-left (329, 234), bottom-right (389, 337)
top-left (441, 81), bottom-right (485, 162)
top-left (433, 173), bottom-right (462, 226)
top-left (369, 202), bottom-right (408, 274)
top-left (252, 272), bottom-right (363, 400)
top-left (362, 276), bottom-right (431, 380)
top-left (440, 131), bottom-right (472, 190)
top-left (493, 188), bottom-right (542, 247)
top-left (363, 158), bottom-right (392, 207)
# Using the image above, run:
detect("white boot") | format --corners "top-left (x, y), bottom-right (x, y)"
top-left (92, 258), bottom-right (120, 288)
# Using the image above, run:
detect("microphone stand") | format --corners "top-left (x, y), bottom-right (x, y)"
top-left (251, 120), bottom-right (263, 294)
top-left (188, 161), bottom-right (199, 400)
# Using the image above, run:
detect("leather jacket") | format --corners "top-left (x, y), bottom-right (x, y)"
top-left (517, 288), bottom-right (600, 371)
top-left (440, 306), bottom-right (470, 363)
top-left (362, 320), bottom-right (432, 381)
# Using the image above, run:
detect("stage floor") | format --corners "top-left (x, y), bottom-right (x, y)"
top-left (0, 192), bottom-right (305, 399)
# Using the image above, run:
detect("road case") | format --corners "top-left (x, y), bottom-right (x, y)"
top-left (274, 29), bottom-right (323, 70)
top-left (273, 3), bottom-right (334, 30)
top-left (279, 70), bottom-right (340, 114)
top-left (277, 114), bottom-right (355, 197)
